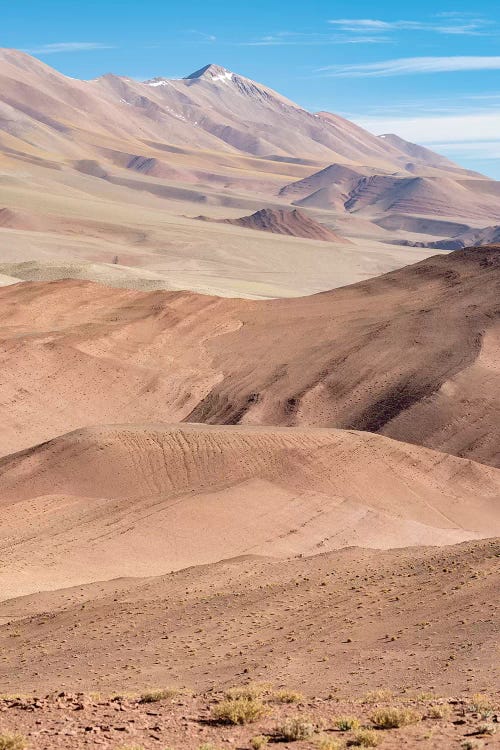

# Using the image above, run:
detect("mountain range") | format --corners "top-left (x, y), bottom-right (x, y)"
top-left (1, 48), bottom-right (499, 297)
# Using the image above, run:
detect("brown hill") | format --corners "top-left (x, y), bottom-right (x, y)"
top-left (198, 207), bottom-right (346, 241)
top-left (0, 245), bottom-right (498, 466)
top-left (2, 422), bottom-right (498, 598)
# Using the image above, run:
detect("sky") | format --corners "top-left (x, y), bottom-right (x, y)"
top-left (2, 0), bottom-right (500, 177)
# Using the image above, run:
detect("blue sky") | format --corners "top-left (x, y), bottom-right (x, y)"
top-left (2, 0), bottom-right (500, 177)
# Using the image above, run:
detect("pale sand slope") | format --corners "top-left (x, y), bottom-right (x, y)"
top-left (0, 169), bottom-right (440, 298)
top-left (0, 246), bottom-right (498, 466)
top-left (1, 423), bottom-right (499, 599)
top-left (0, 538), bottom-right (498, 696)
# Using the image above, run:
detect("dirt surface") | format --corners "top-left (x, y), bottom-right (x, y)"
top-left (1, 539), bottom-right (498, 697)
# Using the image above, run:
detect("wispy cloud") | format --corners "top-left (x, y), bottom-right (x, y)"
top-left (187, 30), bottom-right (217, 42)
top-left (242, 31), bottom-right (388, 47)
top-left (317, 56), bottom-right (500, 78)
top-left (23, 42), bottom-right (114, 54)
top-left (328, 16), bottom-right (494, 36)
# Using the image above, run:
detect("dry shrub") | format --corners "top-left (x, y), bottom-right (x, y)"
top-left (427, 704), bottom-right (452, 719)
top-left (139, 688), bottom-right (179, 703)
top-left (316, 736), bottom-right (343, 750)
top-left (273, 689), bottom-right (304, 704)
top-left (212, 697), bottom-right (268, 725)
top-left (469, 693), bottom-right (493, 715)
top-left (362, 690), bottom-right (394, 704)
top-left (370, 707), bottom-right (421, 729)
top-left (250, 735), bottom-right (269, 750)
top-left (226, 684), bottom-right (268, 700)
top-left (347, 729), bottom-right (379, 747)
top-left (277, 717), bottom-right (316, 741)
top-left (0, 736), bottom-right (27, 750)
top-left (334, 716), bottom-right (360, 731)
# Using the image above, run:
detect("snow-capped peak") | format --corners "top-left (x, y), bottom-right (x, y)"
top-left (184, 64), bottom-right (234, 83)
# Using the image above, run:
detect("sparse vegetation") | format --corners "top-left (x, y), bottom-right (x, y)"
top-left (139, 688), bottom-right (179, 703)
top-left (212, 697), bottom-right (269, 725)
top-left (0, 735), bottom-right (27, 750)
top-left (362, 690), bottom-right (394, 704)
top-left (370, 706), bottom-right (421, 729)
top-left (475, 722), bottom-right (496, 735)
top-left (427, 704), bottom-right (452, 719)
top-left (316, 736), bottom-right (343, 750)
top-left (250, 735), bottom-right (269, 750)
top-left (469, 693), bottom-right (493, 715)
top-left (334, 716), bottom-right (360, 731)
top-left (226, 684), bottom-right (268, 700)
top-left (273, 689), bottom-right (304, 704)
top-left (277, 716), bottom-right (316, 741)
top-left (347, 729), bottom-right (379, 747)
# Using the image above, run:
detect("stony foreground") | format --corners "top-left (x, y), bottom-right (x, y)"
top-left (0, 688), bottom-right (498, 750)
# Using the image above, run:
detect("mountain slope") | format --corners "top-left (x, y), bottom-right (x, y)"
top-left (0, 245), bottom-right (498, 466)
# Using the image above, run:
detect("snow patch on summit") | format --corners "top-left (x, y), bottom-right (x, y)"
top-left (210, 70), bottom-right (233, 84)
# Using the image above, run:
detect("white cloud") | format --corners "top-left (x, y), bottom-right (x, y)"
top-left (24, 42), bottom-right (114, 54)
top-left (318, 56), bottom-right (500, 77)
top-left (353, 110), bottom-right (500, 177)
top-left (354, 111), bottom-right (500, 143)
top-left (328, 16), bottom-right (493, 35)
